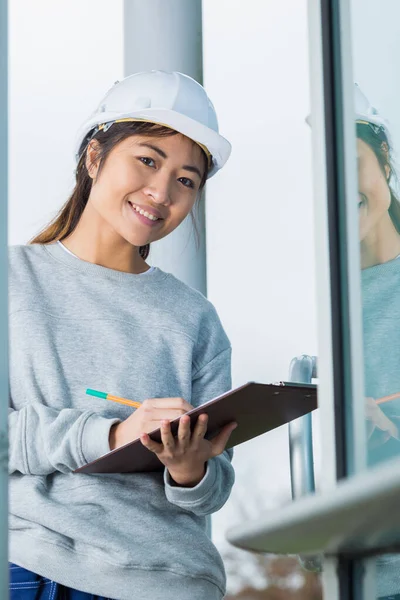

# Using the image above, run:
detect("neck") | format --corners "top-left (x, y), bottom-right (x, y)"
top-left (61, 203), bottom-right (149, 275)
top-left (360, 214), bottom-right (400, 269)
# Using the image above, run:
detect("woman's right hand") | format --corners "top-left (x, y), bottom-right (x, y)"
top-left (365, 396), bottom-right (399, 443)
top-left (109, 397), bottom-right (194, 451)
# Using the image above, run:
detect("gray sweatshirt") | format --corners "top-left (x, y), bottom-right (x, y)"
top-left (362, 258), bottom-right (400, 598)
top-left (8, 242), bottom-right (235, 600)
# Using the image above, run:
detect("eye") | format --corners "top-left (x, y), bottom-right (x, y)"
top-left (138, 157), bottom-right (156, 168)
top-left (179, 177), bottom-right (195, 189)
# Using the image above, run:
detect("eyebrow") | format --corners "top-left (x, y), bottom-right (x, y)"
top-left (137, 143), bottom-right (203, 180)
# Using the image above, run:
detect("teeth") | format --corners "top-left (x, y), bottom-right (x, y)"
top-left (131, 203), bottom-right (159, 221)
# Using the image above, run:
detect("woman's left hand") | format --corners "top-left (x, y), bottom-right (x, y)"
top-left (140, 414), bottom-right (237, 487)
top-left (365, 396), bottom-right (399, 443)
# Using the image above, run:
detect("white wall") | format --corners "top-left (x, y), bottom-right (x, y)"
top-left (202, 0), bottom-right (319, 587)
top-left (8, 0), bottom-right (123, 245)
top-left (203, 0), bottom-right (317, 387)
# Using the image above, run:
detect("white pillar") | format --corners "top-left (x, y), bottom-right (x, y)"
top-left (123, 0), bottom-right (207, 295)
top-left (0, 0), bottom-right (8, 593)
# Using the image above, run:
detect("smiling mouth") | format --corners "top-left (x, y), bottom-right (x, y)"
top-left (127, 201), bottom-right (163, 222)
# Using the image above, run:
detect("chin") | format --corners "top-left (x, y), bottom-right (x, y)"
top-left (126, 236), bottom-right (152, 249)
top-left (117, 224), bottom-right (149, 246)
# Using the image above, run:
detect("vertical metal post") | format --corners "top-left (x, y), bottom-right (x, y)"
top-left (288, 355), bottom-right (317, 498)
top-left (288, 355), bottom-right (322, 572)
top-left (123, 0), bottom-right (207, 295)
top-left (123, 1), bottom-right (211, 537)
top-left (307, 0), bottom-right (363, 593)
top-left (0, 0), bottom-right (8, 595)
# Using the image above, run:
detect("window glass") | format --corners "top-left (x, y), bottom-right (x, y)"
top-left (347, 1), bottom-right (400, 597)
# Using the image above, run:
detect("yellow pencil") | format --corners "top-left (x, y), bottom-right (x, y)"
top-left (86, 389), bottom-right (141, 409)
top-left (376, 392), bottom-right (400, 406)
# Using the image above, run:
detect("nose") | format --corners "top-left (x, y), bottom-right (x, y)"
top-left (143, 171), bottom-right (172, 206)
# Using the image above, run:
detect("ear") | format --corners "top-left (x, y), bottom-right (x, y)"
top-left (385, 164), bottom-right (391, 180)
top-left (85, 140), bottom-right (101, 180)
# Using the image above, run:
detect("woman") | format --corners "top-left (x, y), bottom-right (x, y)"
top-left (8, 70), bottom-right (237, 600)
top-left (304, 84), bottom-right (400, 598)
top-left (351, 84), bottom-right (400, 599)
top-left (355, 83), bottom-right (400, 467)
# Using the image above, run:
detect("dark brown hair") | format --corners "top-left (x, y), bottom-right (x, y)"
top-left (30, 121), bottom-right (209, 259)
top-left (357, 122), bottom-right (400, 233)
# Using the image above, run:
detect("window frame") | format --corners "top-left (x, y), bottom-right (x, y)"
top-left (0, 0), bottom-right (8, 594)
top-left (226, 0), bottom-right (397, 597)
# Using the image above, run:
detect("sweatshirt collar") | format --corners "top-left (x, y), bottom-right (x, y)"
top-left (42, 242), bottom-right (168, 284)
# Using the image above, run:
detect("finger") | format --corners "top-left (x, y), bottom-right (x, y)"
top-left (147, 398), bottom-right (194, 412)
top-left (191, 414), bottom-right (208, 447)
top-left (145, 408), bottom-right (191, 422)
top-left (210, 422), bottom-right (237, 457)
top-left (177, 415), bottom-right (191, 449)
top-left (365, 398), bottom-right (379, 420)
top-left (374, 412), bottom-right (399, 438)
top-left (365, 401), bottom-right (398, 438)
top-left (382, 420), bottom-right (398, 439)
top-left (140, 433), bottom-right (163, 455)
top-left (160, 420), bottom-right (175, 453)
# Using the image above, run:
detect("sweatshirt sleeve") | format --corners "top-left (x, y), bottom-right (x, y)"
top-left (8, 403), bottom-right (120, 475)
top-left (164, 344), bottom-right (235, 516)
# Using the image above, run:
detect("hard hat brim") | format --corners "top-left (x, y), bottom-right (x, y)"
top-left (305, 112), bottom-right (392, 148)
top-left (75, 108), bottom-right (232, 178)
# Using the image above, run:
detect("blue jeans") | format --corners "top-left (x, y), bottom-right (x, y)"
top-left (9, 563), bottom-right (114, 600)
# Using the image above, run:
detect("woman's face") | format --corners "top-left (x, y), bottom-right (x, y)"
top-left (357, 138), bottom-right (391, 241)
top-left (86, 132), bottom-right (206, 249)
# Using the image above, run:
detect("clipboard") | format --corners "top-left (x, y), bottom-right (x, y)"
top-left (74, 381), bottom-right (317, 475)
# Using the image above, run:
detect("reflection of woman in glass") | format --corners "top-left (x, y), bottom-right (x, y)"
top-left (307, 85), bottom-right (400, 599)
top-left (356, 84), bottom-right (400, 600)
top-left (356, 84), bottom-right (400, 466)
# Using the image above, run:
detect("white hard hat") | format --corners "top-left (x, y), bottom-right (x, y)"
top-left (306, 83), bottom-right (392, 147)
top-left (74, 70), bottom-right (231, 178)
top-left (354, 82), bottom-right (392, 146)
